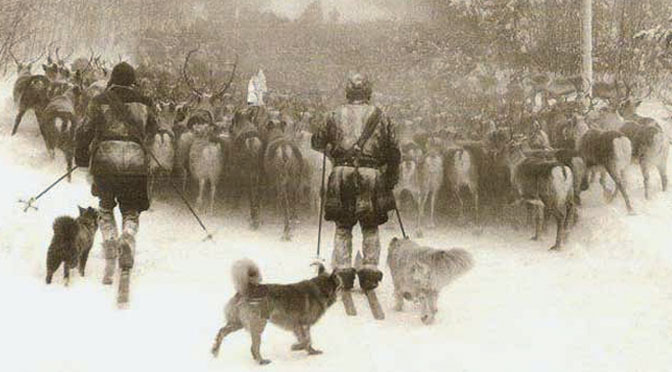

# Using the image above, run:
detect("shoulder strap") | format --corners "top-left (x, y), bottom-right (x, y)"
top-left (105, 88), bottom-right (145, 143)
top-left (352, 106), bottom-right (382, 151)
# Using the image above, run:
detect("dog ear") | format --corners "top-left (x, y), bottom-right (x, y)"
top-left (78, 206), bottom-right (86, 215)
top-left (330, 271), bottom-right (343, 288)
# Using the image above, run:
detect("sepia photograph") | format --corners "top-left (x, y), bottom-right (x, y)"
top-left (1, 0), bottom-right (671, 371)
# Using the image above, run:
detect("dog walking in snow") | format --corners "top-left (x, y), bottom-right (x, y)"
top-left (387, 238), bottom-right (473, 324)
top-left (46, 206), bottom-right (99, 285)
top-left (211, 259), bottom-right (342, 365)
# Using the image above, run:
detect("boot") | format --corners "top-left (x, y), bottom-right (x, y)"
top-left (331, 224), bottom-right (353, 269)
top-left (118, 233), bottom-right (135, 270)
top-left (98, 207), bottom-right (119, 285)
top-left (102, 240), bottom-right (118, 285)
top-left (357, 267), bottom-right (383, 291)
top-left (118, 211), bottom-right (139, 270)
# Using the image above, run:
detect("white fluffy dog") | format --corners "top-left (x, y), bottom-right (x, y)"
top-left (387, 238), bottom-right (474, 324)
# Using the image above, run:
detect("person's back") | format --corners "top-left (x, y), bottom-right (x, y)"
top-left (75, 62), bottom-right (157, 307)
top-left (311, 73), bottom-right (400, 297)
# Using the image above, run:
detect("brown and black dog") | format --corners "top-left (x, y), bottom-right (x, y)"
top-left (211, 259), bottom-right (342, 365)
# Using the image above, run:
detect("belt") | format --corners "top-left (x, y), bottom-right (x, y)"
top-left (333, 158), bottom-right (381, 168)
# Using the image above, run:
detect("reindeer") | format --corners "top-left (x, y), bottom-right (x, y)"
top-left (10, 51), bottom-right (50, 136)
top-left (295, 129), bottom-right (333, 213)
top-left (262, 119), bottom-right (305, 241)
top-left (566, 117), bottom-right (634, 214)
top-left (498, 139), bottom-right (575, 250)
top-left (40, 84), bottom-right (84, 180)
top-left (42, 47), bottom-right (73, 98)
top-left (147, 102), bottom-right (177, 200)
top-left (229, 108), bottom-right (265, 229)
top-left (616, 92), bottom-right (669, 199)
top-left (188, 121), bottom-right (224, 214)
top-left (394, 142), bottom-right (424, 237)
top-left (444, 144), bottom-right (480, 227)
top-left (418, 142), bottom-right (444, 230)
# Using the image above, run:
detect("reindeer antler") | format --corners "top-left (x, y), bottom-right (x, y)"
top-left (55, 47), bottom-right (73, 65)
top-left (181, 47), bottom-right (205, 98)
top-left (212, 54), bottom-right (239, 101)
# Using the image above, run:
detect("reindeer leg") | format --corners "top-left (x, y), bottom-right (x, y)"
top-left (249, 173), bottom-right (260, 229)
top-left (148, 173), bottom-right (155, 203)
top-left (196, 178), bottom-right (205, 211)
top-left (472, 189), bottom-right (482, 234)
top-left (416, 192), bottom-right (424, 238)
top-left (455, 189), bottom-right (466, 226)
top-left (549, 209), bottom-right (565, 251)
top-left (37, 117), bottom-right (56, 159)
top-left (11, 108), bottom-right (27, 136)
top-left (282, 184), bottom-right (291, 241)
top-left (429, 190), bottom-right (437, 229)
top-left (658, 160), bottom-right (668, 192)
top-left (210, 177), bottom-right (217, 215)
top-left (609, 166), bottom-right (634, 214)
top-left (640, 160), bottom-right (652, 200)
top-left (532, 204), bottom-right (543, 241)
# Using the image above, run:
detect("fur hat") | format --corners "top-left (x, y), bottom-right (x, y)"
top-left (107, 62), bottom-right (136, 87)
top-left (345, 73), bottom-right (372, 103)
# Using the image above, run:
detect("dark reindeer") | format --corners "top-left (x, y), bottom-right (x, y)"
top-left (40, 84), bottom-right (84, 181)
top-left (230, 108), bottom-right (265, 229)
top-left (444, 145), bottom-right (480, 228)
top-left (567, 116), bottom-right (635, 214)
top-left (262, 119), bottom-right (305, 241)
top-left (498, 139), bottom-right (575, 250)
top-left (10, 50), bottom-right (50, 136)
top-left (616, 88), bottom-right (669, 199)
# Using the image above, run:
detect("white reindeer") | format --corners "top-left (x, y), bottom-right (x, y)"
top-left (147, 131), bottom-right (175, 200)
top-left (189, 124), bottom-right (223, 214)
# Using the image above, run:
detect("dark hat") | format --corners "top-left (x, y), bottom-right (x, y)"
top-left (107, 62), bottom-right (136, 87)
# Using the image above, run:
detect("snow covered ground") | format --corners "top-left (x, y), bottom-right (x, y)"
top-left (1, 76), bottom-right (671, 372)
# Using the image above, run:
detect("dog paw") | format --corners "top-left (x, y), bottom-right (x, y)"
top-left (211, 348), bottom-right (219, 358)
top-left (307, 347), bottom-right (323, 355)
top-left (530, 236), bottom-right (539, 241)
top-left (258, 359), bottom-right (272, 365)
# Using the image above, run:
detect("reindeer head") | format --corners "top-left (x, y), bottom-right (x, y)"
top-left (181, 47), bottom-right (238, 108)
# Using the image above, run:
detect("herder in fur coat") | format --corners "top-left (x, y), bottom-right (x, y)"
top-left (75, 62), bottom-right (158, 304)
top-left (311, 73), bottom-right (401, 292)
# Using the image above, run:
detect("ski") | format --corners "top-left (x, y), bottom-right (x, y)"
top-left (117, 269), bottom-right (130, 308)
top-left (365, 290), bottom-right (385, 320)
top-left (342, 290), bottom-right (357, 316)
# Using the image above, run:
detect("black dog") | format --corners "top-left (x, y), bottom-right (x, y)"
top-left (46, 206), bottom-right (99, 285)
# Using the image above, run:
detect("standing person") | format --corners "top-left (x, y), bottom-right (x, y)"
top-left (75, 62), bottom-right (158, 306)
top-left (311, 73), bottom-right (401, 297)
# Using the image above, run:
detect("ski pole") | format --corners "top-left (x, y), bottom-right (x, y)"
top-left (19, 166), bottom-right (79, 212)
top-left (145, 146), bottom-right (215, 242)
top-left (394, 204), bottom-right (408, 239)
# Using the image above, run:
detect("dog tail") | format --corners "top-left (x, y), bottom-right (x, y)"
top-left (231, 258), bottom-right (262, 295)
top-left (52, 216), bottom-right (78, 246)
top-left (437, 248), bottom-right (474, 277)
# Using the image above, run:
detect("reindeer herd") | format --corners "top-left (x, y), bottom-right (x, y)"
top-left (395, 92), bottom-right (669, 250)
top-left (6, 48), bottom-right (670, 249)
